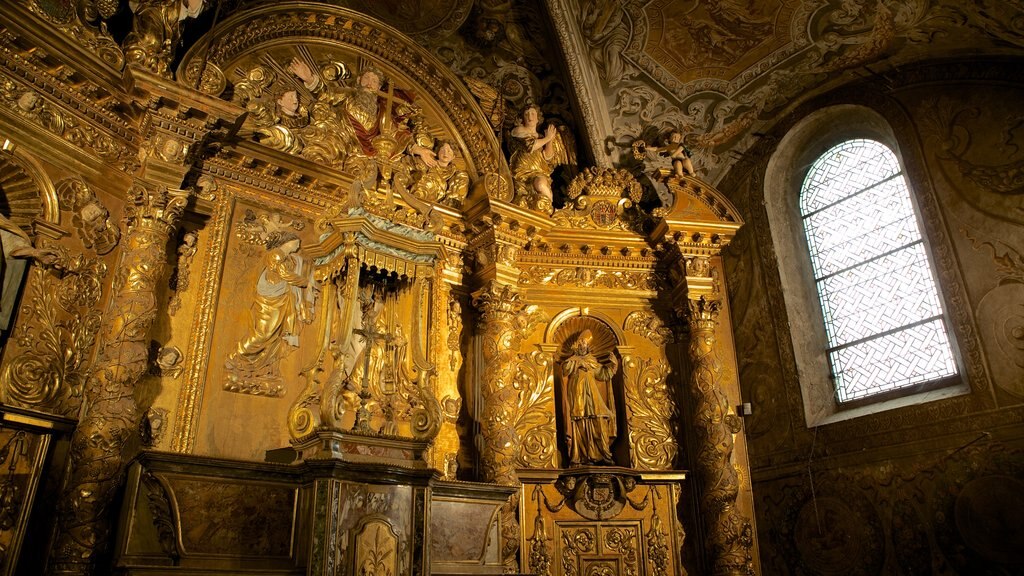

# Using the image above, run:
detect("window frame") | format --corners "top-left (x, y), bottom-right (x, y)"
top-left (764, 105), bottom-right (969, 427)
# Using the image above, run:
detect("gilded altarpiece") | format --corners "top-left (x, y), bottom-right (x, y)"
top-left (0, 3), bottom-right (764, 574)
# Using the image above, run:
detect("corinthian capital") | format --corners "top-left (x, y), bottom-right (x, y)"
top-left (687, 295), bottom-right (721, 330)
top-left (472, 281), bottom-right (523, 321)
top-left (125, 181), bottom-right (189, 233)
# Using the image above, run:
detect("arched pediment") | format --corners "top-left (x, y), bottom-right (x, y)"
top-left (177, 3), bottom-right (509, 184)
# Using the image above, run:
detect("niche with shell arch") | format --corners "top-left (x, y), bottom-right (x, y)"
top-left (0, 148), bottom-right (59, 340)
top-left (548, 313), bottom-right (630, 468)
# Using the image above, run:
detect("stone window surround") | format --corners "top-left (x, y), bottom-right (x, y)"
top-left (763, 104), bottom-right (969, 427)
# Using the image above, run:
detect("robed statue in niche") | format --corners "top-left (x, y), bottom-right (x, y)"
top-left (561, 329), bottom-right (619, 465)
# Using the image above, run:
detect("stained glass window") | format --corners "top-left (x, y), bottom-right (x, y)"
top-left (800, 139), bottom-right (958, 402)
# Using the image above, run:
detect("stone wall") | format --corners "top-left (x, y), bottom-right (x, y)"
top-left (721, 59), bottom-right (1024, 574)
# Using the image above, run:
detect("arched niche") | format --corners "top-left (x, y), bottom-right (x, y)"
top-left (0, 147), bottom-right (59, 229)
top-left (544, 310), bottom-right (631, 467)
top-left (177, 4), bottom-right (510, 185)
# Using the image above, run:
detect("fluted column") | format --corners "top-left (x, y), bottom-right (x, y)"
top-left (686, 296), bottom-right (754, 576)
top-left (49, 183), bottom-right (188, 575)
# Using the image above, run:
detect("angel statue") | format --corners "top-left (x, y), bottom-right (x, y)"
top-left (251, 90), bottom-right (310, 155)
top-left (507, 104), bottom-right (574, 213)
top-left (633, 128), bottom-right (696, 179)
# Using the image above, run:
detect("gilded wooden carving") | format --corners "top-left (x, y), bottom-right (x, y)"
top-left (621, 356), bottom-right (677, 470)
top-left (512, 348), bottom-right (558, 469)
top-left (472, 281), bottom-right (546, 484)
top-left (1, 261), bottom-right (103, 417)
top-left (522, 474), bottom-right (685, 576)
top-left (51, 183), bottom-right (188, 574)
top-left (687, 296), bottom-right (754, 576)
top-left (622, 311), bottom-right (672, 346)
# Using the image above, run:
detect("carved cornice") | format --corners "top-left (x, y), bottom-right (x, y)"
top-left (0, 25), bottom-right (131, 137)
top-left (0, 68), bottom-right (137, 172)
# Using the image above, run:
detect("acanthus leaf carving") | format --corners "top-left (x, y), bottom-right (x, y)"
top-left (1, 262), bottom-right (104, 417)
top-left (512, 348), bottom-right (558, 469)
top-left (519, 266), bottom-right (662, 291)
top-left (621, 356), bottom-right (677, 470)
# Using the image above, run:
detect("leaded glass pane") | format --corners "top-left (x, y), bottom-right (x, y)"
top-left (829, 319), bottom-right (958, 402)
top-left (800, 140), bottom-right (901, 214)
top-left (803, 176), bottom-right (921, 277)
top-left (800, 139), bottom-right (958, 402)
top-left (816, 243), bottom-right (945, 346)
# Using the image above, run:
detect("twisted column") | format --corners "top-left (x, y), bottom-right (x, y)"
top-left (50, 183), bottom-right (188, 575)
top-left (687, 296), bottom-right (754, 576)
top-left (471, 281), bottom-right (529, 486)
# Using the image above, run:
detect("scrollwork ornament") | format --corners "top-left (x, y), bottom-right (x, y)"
top-left (553, 167), bottom-right (645, 230)
top-left (623, 310), bottom-right (673, 345)
top-left (622, 356), bottom-right (677, 470)
top-left (25, 0), bottom-right (125, 68)
top-left (471, 282), bottom-right (546, 484)
top-left (519, 266), bottom-right (662, 290)
top-left (512, 349), bottom-right (558, 469)
top-left (140, 471), bottom-right (179, 561)
top-left (1, 266), bottom-right (103, 416)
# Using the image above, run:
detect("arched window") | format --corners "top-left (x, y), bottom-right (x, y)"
top-left (799, 139), bottom-right (958, 403)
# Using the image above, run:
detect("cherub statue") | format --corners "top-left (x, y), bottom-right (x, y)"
top-left (633, 128), bottom-right (696, 178)
top-left (410, 140), bottom-right (470, 207)
top-left (507, 104), bottom-right (574, 213)
top-left (249, 90), bottom-right (310, 155)
top-left (656, 129), bottom-right (695, 177)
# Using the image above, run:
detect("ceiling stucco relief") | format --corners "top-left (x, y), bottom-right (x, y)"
top-left (573, 0), bottom-right (1024, 186)
top-left (642, 0), bottom-right (792, 83)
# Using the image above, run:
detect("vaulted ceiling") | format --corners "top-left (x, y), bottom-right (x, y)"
top-left (150, 0), bottom-right (1024, 185)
